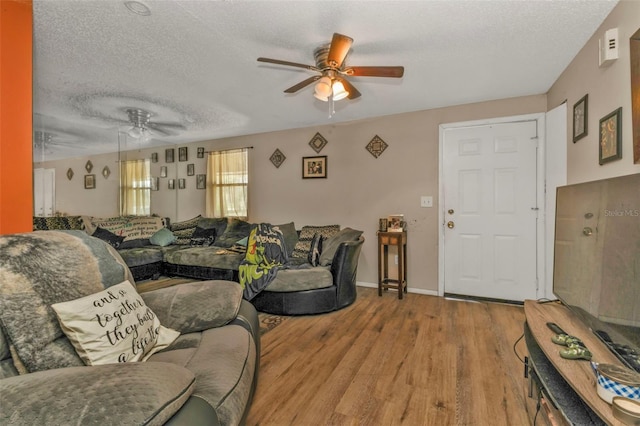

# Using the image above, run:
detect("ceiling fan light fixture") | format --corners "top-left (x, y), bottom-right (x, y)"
top-left (314, 76), bottom-right (332, 98)
top-left (127, 126), bottom-right (143, 139)
top-left (332, 80), bottom-right (349, 101)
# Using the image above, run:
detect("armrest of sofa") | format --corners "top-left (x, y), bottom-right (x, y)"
top-left (140, 280), bottom-right (242, 334)
top-left (330, 236), bottom-right (365, 307)
top-left (0, 362), bottom-right (195, 425)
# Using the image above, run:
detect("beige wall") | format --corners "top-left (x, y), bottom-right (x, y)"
top-left (547, 0), bottom-right (640, 183)
top-left (36, 94), bottom-right (546, 291)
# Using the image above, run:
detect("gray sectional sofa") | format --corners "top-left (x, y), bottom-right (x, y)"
top-left (32, 215), bottom-right (365, 315)
top-left (0, 230), bottom-right (260, 425)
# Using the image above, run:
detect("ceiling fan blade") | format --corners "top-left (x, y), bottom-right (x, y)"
top-left (337, 77), bottom-right (361, 100)
top-left (284, 75), bottom-right (321, 93)
top-left (258, 57), bottom-right (320, 72)
top-left (344, 66), bottom-right (405, 78)
top-left (327, 33), bottom-right (353, 68)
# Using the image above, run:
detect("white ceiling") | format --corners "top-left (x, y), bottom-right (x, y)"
top-left (32, 0), bottom-right (619, 160)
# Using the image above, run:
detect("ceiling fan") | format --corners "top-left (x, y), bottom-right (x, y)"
top-left (122, 108), bottom-right (185, 141)
top-left (257, 33), bottom-right (404, 102)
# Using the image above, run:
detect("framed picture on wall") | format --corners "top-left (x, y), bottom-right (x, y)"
top-left (165, 148), bottom-right (175, 163)
top-left (179, 147), bottom-right (188, 162)
top-left (302, 156), bottom-right (327, 179)
top-left (178, 178), bottom-right (186, 189)
top-left (84, 174), bottom-right (96, 189)
top-left (197, 147), bottom-right (205, 158)
top-left (573, 94), bottom-right (588, 142)
top-left (196, 174), bottom-right (206, 189)
top-left (168, 179), bottom-right (175, 190)
top-left (187, 163), bottom-right (195, 176)
top-left (160, 166), bottom-right (167, 178)
top-left (599, 107), bottom-right (622, 165)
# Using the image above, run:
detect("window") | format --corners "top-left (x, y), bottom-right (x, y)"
top-left (120, 159), bottom-right (151, 216)
top-left (206, 148), bottom-right (248, 218)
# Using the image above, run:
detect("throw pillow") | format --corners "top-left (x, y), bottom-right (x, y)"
top-left (173, 228), bottom-right (196, 245)
top-left (91, 227), bottom-right (125, 249)
top-left (190, 226), bottom-right (217, 246)
top-left (51, 281), bottom-right (179, 366)
top-left (196, 217), bottom-right (228, 238)
top-left (170, 215), bottom-right (202, 232)
top-left (118, 238), bottom-right (151, 249)
top-left (291, 225), bottom-right (340, 259)
top-left (319, 227), bottom-right (363, 266)
top-left (149, 227), bottom-right (176, 247)
top-left (33, 216), bottom-right (85, 231)
top-left (307, 233), bottom-right (324, 267)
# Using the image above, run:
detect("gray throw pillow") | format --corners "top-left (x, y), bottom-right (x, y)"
top-left (274, 222), bottom-right (298, 257)
top-left (319, 227), bottom-right (363, 266)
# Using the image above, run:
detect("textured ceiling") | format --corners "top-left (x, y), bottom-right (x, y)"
top-left (32, 0), bottom-right (618, 160)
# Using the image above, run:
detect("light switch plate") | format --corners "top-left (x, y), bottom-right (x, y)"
top-left (421, 196), bottom-right (433, 208)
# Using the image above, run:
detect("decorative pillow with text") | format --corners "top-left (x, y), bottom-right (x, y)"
top-left (51, 281), bottom-right (179, 366)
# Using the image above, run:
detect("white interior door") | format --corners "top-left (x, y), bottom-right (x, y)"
top-left (34, 168), bottom-right (56, 216)
top-left (442, 120), bottom-right (538, 301)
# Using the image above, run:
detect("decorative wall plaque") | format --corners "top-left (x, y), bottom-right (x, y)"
top-left (309, 132), bottom-right (328, 153)
top-left (66, 168), bottom-right (74, 180)
top-left (366, 135), bottom-right (388, 158)
top-left (85, 160), bottom-right (93, 173)
top-left (270, 149), bottom-right (286, 168)
top-left (102, 166), bottom-right (110, 179)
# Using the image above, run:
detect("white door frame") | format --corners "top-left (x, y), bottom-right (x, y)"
top-left (438, 113), bottom-right (547, 300)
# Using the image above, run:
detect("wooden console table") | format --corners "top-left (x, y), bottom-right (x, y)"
top-left (377, 231), bottom-right (407, 299)
top-left (524, 300), bottom-right (627, 425)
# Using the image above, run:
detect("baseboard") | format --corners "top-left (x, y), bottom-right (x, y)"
top-left (356, 281), bottom-right (439, 297)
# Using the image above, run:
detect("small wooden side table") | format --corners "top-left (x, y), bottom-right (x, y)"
top-left (377, 231), bottom-right (407, 299)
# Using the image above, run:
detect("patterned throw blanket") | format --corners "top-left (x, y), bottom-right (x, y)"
top-left (238, 223), bottom-right (288, 300)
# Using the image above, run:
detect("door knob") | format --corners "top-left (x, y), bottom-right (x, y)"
top-left (447, 221), bottom-right (455, 229)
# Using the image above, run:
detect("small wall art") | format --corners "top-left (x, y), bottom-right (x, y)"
top-left (178, 178), bottom-right (186, 189)
top-left (168, 179), bottom-right (175, 189)
top-left (151, 152), bottom-right (158, 163)
top-left (573, 94), bottom-right (588, 142)
top-left (66, 168), bottom-right (74, 180)
top-left (302, 155), bottom-right (327, 179)
top-left (85, 160), bottom-right (93, 173)
top-left (179, 147), bottom-right (188, 162)
top-left (84, 174), bottom-right (96, 189)
top-left (599, 107), bottom-right (622, 165)
top-left (366, 135), bottom-right (388, 158)
top-left (165, 148), bottom-right (175, 163)
top-left (102, 166), bottom-right (110, 179)
top-left (308, 132), bottom-right (328, 153)
top-left (270, 149), bottom-right (286, 168)
top-left (160, 166), bottom-right (167, 177)
top-left (196, 174), bottom-right (206, 189)
top-left (197, 147), bottom-right (205, 158)
top-left (187, 163), bottom-right (195, 176)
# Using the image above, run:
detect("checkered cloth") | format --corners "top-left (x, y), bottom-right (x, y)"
top-left (597, 374), bottom-right (640, 399)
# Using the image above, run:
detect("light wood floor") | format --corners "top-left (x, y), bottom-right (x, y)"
top-left (246, 287), bottom-right (530, 426)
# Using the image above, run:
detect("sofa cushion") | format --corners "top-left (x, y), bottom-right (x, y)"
top-left (164, 246), bottom-right (245, 270)
top-left (0, 362), bottom-right (195, 425)
top-left (196, 217), bottom-right (228, 239)
top-left (319, 227), bottom-right (364, 266)
top-left (190, 226), bottom-right (217, 246)
top-left (91, 227), bottom-right (125, 249)
top-left (215, 218), bottom-right (252, 248)
top-left (274, 221), bottom-right (298, 257)
top-left (51, 280), bottom-right (180, 365)
top-left (265, 267), bottom-right (334, 292)
top-left (149, 325), bottom-right (256, 426)
top-left (117, 246), bottom-right (164, 267)
top-left (0, 231), bottom-right (133, 373)
top-left (173, 228), bottom-right (197, 245)
top-left (307, 233), bottom-right (324, 267)
top-left (291, 225), bottom-right (340, 259)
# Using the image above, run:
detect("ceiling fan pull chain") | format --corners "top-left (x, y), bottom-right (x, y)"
top-left (329, 92), bottom-right (335, 118)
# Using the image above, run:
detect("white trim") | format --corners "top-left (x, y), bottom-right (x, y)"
top-left (356, 281), bottom-right (439, 297)
top-left (438, 113), bottom-right (547, 300)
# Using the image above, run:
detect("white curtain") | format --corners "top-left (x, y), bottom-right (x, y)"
top-left (120, 159), bottom-right (151, 216)
top-left (205, 148), bottom-right (248, 218)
